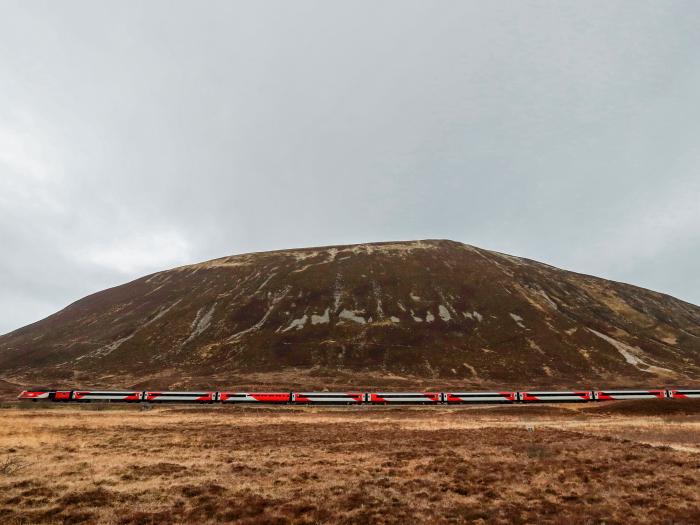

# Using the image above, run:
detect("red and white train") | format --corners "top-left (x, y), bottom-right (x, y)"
top-left (16, 389), bottom-right (700, 404)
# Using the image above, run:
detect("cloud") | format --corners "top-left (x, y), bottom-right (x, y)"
top-left (79, 231), bottom-right (192, 275)
top-left (0, 1), bottom-right (699, 334)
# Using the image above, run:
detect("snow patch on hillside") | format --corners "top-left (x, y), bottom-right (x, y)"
top-left (372, 281), bottom-right (384, 319)
top-left (347, 240), bottom-right (435, 255)
top-left (463, 311), bottom-right (483, 322)
top-left (531, 287), bottom-right (558, 310)
top-left (510, 313), bottom-right (526, 329)
top-left (289, 250), bottom-right (320, 262)
top-left (527, 338), bottom-right (544, 354)
top-left (468, 247), bottom-right (515, 277)
top-left (291, 248), bottom-right (339, 273)
top-left (144, 272), bottom-right (173, 296)
top-left (255, 272), bottom-right (277, 294)
top-left (228, 287), bottom-right (291, 341)
top-left (187, 255), bottom-right (255, 269)
top-left (338, 309), bottom-right (366, 324)
top-left (311, 308), bottom-right (330, 325)
top-left (588, 328), bottom-right (673, 374)
top-left (183, 302), bottom-right (217, 345)
top-left (438, 305), bottom-right (452, 321)
top-left (283, 314), bottom-right (308, 331)
top-left (462, 362), bottom-right (478, 377)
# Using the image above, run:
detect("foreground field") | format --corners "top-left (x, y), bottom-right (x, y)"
top-left (1, 401), bottom-right (699, 524)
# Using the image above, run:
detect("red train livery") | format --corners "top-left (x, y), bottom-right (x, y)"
top-left (220, 393), bottom-right (291, 403)
top-left (17, 389), bottom-right (699, 404)
top-left (366, 392), bottom-right (440, 404)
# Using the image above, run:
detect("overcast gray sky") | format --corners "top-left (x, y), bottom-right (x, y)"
top-left (1, 1), bottom-right (699, 335)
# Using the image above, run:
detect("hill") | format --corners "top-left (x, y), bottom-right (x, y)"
top-left (1, 239), bottom-right (699, 391)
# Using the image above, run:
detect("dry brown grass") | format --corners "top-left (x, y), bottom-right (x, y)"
top-left (1, 402), bottom-right (699, 524)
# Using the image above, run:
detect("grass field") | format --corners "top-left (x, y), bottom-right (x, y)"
top-left (1, 401), bottom-right (699, 524)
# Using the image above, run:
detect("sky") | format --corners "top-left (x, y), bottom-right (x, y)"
top-left (1, 1), bottom-right (699, 335)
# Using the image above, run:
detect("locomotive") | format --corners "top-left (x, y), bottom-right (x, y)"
top-left (16, 389), bottom-right (700, 404)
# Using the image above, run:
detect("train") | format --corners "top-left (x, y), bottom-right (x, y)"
top-left (16, 388), bottom-right (700, 404)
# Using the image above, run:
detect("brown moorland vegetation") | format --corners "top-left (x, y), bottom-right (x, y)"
top-left (0, 400), bottom-right (699, 524)
top-left (3, 240), bottom-right (700, 390)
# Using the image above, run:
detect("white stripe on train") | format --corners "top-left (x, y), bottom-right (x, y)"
top-left (16, 389), bottom-right (700, 403)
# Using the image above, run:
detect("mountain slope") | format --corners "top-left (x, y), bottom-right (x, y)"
top-left (1, 239), bottom-right (699, 390)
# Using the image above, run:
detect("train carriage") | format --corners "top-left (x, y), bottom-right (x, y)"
top-left (444, 392), bottom-right (518, 403)
top-left (17, 390), bottom-right (54, 401)
top-left (293, 392), bottom-right (363, 404)
top-left (17, 387), bottom-right (696, 405)
top-left (366, 392), bottom-right (441, 404)
top-left (219, 392), bottom-right (291, 403)
top-left (72, 390), bottom-right (143, 402)
top-left (668, 389), bottom-right (700, 399)
top-left (520, 391), bottom-right (592, 402)
top-left (144, 391), bottom-right (216, 402)
top-left (594, 390), bottom-right (666, 401)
